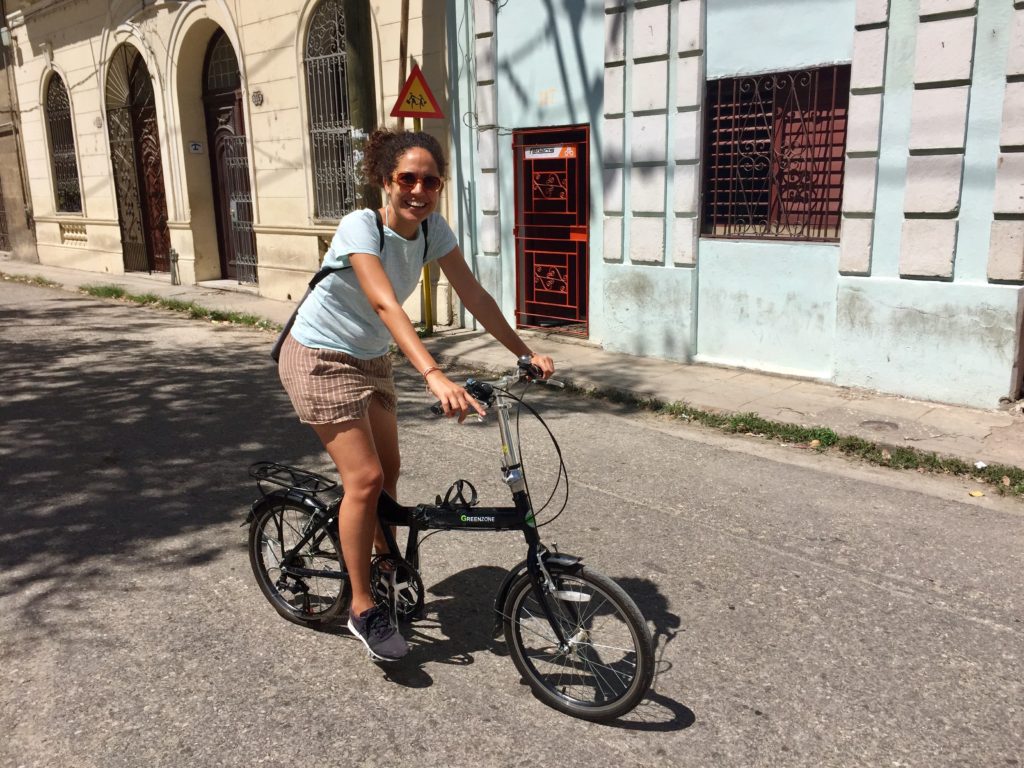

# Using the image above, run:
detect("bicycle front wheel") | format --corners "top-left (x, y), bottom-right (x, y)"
top-left (503, 566), bottom-right (654, 721)
top-left (248, 500), bottom-right (348, 626)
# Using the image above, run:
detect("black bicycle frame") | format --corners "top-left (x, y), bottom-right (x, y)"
top-left (264, 485), bottom-right (566, 645)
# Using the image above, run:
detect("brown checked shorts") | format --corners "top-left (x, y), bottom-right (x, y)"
top-left (277, 333), bottom-right (397, 424)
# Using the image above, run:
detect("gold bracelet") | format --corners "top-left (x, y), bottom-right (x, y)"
top-left (422, 365), bottom-right (441, 379)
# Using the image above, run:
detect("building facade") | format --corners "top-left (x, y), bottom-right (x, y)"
top-left (0, 0), bottom-right (37, 261)
top-left (5, 0), bottom-right (450, 312)
top-left (449, 0), bottom-right (1024, 409)
top-left (8, 0), bottom-right (1024, 410)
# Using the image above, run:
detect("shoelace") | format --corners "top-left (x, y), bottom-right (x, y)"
top-left (366, 608), bottom-right (394, 641)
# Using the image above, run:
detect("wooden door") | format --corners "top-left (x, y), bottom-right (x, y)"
top-left (204, 32), bottom-right (258, 283)
top-left (106, 45), bottom-right (170, 273)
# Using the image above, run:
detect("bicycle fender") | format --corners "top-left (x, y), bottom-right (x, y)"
top-left (242, 489), bottom-right (324, 526)
top-left (491, 552), bottom-right (583, 636)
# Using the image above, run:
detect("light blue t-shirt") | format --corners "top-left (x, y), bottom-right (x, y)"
top-left (291, 209), bottom-right (458, 358)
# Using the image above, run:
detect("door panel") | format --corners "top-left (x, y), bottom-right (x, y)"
top-left (105, 45), bottom-right (170, 273)
top-left (512, 126), bottom-right (590, 337)
top-left (204, 32), bottom-right (258, 284)
top-left (107, 106), bottom-right (148, 272)
top-left (206, 97), bottom-right (258, 284)
top-left (135, 102), bottom-right (170, 272)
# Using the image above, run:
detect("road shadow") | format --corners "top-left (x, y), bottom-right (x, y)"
top-left (0, 296), bottom-right (326, 654)
top-left (377, 563), bottom-right (693, 731)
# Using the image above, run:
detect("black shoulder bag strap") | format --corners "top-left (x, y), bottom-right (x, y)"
top-left (273, 211), bottom-right (431, 362)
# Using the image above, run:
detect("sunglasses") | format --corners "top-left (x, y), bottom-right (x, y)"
top-left (391, 172), bottom-right (444, 192)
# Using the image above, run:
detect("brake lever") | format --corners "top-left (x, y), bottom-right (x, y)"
top-left (429, 401), bottom-right (488, 422)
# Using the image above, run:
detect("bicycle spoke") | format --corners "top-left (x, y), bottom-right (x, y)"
top-left (509, 571), bottom-right (647, 712)
top-left (251, 503), bottom-right (345, 622)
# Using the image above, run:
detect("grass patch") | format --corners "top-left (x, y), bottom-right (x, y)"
top-left (81, 284), bottom-right (128, 299)
top-left (562, 380), bottom-right (1024, 498)
top-left (79, 283), bottom-right (279, 331)
top-left (0, 271), bottom-right (62, 288)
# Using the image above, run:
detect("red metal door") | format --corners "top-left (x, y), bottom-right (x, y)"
top-left (512, 126), bottom-right (589, 336)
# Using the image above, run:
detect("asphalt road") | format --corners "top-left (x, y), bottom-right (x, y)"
top-left (1, 279), bottom-right (1022, 768)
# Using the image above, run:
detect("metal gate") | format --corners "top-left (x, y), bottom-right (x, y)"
top-left (512, 126), bottom-right (590, 336)
top-left (106, 45), bottom-right (171, 273)
top-left (204, 31), bottom-right (258, 284)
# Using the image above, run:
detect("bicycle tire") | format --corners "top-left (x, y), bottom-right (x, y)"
top-left (248, 499), bottom-right (349, 626)
top-left (503, 565), bottom-right (654, 721)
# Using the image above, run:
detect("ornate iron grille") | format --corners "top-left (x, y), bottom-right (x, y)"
top-left (0, 176), bottom-right (10, 251)
top-left (513, 127), bottom-right (590, 337)
top-left (45, 74), bottom-right (82, 213)
top-left (107, 105), bottom-right (148, 271)
top-left (224, 135), bottom-right (259, 284)
top-left (305, 0), bottom-right (357, 220)
top-left (206, 34), bottom-right (241, 93)
top-left (106, 44), bottom-right (170, 272)
top-left (702, 65), bottom-right (850, 241)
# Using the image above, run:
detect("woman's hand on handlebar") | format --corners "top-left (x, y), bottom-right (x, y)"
top-left (528, 352), bottom-right (555, 380)
top-left (426, 370), bottom-right (487, 422)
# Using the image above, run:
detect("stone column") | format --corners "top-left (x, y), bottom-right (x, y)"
top-left (988, 1), bottom-right (1024, 282)
top-left (899, 0), bottom-right (978, 279)
top-left (839, 0), bottom-right (890, 275)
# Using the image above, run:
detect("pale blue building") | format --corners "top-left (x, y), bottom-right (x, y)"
top-left (446, 0), bottom-right (1024, 409)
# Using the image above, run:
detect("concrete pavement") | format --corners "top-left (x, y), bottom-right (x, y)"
top-left (3, 254), bottom-right (1023, 472)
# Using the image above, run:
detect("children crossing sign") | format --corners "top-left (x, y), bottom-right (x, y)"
top-left (390, 64), bottom-right (444, 119)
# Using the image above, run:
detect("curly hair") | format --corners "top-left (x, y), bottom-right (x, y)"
top-left (362, 128), bottom-right (447, 188)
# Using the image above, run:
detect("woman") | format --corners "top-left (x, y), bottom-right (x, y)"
top-left (278, 128), bottom-right (555, 661)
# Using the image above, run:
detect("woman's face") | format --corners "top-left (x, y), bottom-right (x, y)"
top-left (383, 147), bottom-right (443, 235)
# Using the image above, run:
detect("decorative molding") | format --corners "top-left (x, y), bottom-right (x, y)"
top-left (251, 224), bottom-right (337, 237)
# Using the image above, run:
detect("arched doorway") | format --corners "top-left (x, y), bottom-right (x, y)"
top-left (105, 44), bottom-right (171, 273)
top-left (203, 30), bottom-right (258, 284)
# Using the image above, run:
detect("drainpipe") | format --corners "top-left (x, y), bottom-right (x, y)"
top-left (397, 0), bottom-right (408, 132)
top-left (397, 0), bottom-right (434, 333)
top-left (0, 0), bottom-right (36, 243)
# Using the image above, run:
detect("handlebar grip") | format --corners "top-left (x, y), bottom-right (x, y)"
top-left (429, 402), bottom-right (445, 416)
top-left (517, 360), bottom-right (544, 380)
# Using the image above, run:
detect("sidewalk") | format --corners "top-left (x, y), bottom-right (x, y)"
top-left (4, 254), bottom-right (1023, 472)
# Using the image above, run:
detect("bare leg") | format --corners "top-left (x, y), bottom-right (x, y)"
top-left (312, 417), bottom-right (383, 616)
top-left (368, 398), bottom-right (401, 556)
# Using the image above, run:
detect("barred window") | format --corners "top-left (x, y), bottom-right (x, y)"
top-left (702, 65), bottom-right (850, 241)
top-left (305, 0), bottom-right (357, 220)
top-left (45, 74), bottom-right (83, 213)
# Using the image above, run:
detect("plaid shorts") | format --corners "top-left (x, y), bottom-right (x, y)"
top-left (277, 333), bottom-right (397, 424)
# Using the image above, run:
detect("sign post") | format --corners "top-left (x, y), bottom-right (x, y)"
top-left (391, 64), bottom-right (445, 335)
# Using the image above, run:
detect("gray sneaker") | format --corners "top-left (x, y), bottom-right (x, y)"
top-left (347, 605), bottom-right (409, 661)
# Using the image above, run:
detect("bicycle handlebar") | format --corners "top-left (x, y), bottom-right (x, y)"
top-left (428, 360), bottom-right (563, 416)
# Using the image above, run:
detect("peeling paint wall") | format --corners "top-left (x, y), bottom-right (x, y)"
top-left (836, 279), bottom-right (1020, 405)
top-left (696, 240), bottom-right (839, 378)
top-left (602, 263), bottom-right (695, 363)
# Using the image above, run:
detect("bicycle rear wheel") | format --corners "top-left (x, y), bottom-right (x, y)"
top-left (503, 566), bottom-right (654, 721)
top-left (248, 500), bottom-right (348, 626)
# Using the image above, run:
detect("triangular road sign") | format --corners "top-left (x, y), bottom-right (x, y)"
top-left (390, 64), bottom-right (445, 119)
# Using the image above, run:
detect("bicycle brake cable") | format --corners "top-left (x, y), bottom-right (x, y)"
top-left (494, 380), bottom-right (569, 526)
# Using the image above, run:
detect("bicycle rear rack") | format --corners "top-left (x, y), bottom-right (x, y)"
top-left (249, 461), bottom-right (338, 498)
